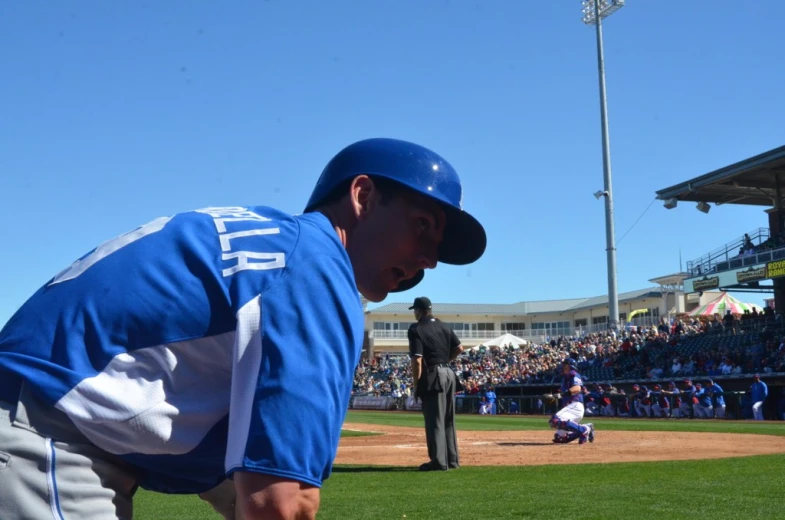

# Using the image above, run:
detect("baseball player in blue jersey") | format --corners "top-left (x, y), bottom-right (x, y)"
top-left (693, 383), bottom-right (713, 418)
top-left (706, 379), bottom-right (726, 418)
top-left (751, 374), bottom-right (768, 420)
top-left (0, 138), bottom-right (487, 520)
top-left (550, 359), bottom-right (594, 445)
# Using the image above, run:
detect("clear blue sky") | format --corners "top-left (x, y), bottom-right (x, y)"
top-left (2, 1), bottom-right (784, 324)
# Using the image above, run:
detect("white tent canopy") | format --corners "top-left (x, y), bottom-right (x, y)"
top-left (470, 332), bottom-right (528, 350)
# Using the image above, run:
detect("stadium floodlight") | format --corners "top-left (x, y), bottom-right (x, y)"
top-left (663, 198), bottom-right (678, 209)
top-left (696, 201), bottom-right (711, 214)
top-left (594, 190), bottom-right (608, 200)
top-left (582, 0), bottom-right (625, 25)
top-left (581, 0), bottom-right (625, 332)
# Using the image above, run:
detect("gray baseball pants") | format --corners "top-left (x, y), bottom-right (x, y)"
top-left (0, 386), bottom-right (138, 519)
top-left (421, 366), bottom-right (459, 469)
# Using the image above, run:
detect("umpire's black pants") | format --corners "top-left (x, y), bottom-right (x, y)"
top-left (422, 366), bottom-right (459, 469)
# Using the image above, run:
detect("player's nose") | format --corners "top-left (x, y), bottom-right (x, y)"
top-left (416, 238), bottom-right (439, 270)
top-left (416, 252), bottom-right (438, 270)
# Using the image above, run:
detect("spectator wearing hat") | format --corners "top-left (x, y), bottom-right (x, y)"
top-left (751, 374), bottom-right (768, 421)
top-left (706, 379), bottom-right (726, 419)
top-left (723, 311), bottom-right (735, 334)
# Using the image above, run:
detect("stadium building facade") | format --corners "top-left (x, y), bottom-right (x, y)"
top-left (364, 274), bottom-right (719, 356)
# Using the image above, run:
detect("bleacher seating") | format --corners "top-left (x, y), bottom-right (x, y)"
top-left (353, 317), bottom-right (785, 397)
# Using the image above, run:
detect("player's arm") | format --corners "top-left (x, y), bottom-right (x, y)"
top-left (411, 356), bottom-right (423, 386)
top-left (227, 254), bottom-right (362, 520)
top-left (235, 474), bottom-right (318, 520)
top-left (197, 479), bottom-right (237, 520)
top-left (408, 326), bottom-right (423, 388)
top-left (566, 373), bottom-right (583, 395)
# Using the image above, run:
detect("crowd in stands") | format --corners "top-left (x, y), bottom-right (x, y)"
top-left (737, 231), bottom-right (785, 258)
top-left (353, 312), bottom-right (785, 402)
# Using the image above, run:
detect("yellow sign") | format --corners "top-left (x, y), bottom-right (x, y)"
top-left (767, 260), bottom-right (785, 279)
top-left (627, 309), bottom-right (649, 321)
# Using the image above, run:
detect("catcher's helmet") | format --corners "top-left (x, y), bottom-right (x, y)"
top-left (562, 358), bottom-right (577, 369)
top-left (304, 138), bottom-right (487, 291)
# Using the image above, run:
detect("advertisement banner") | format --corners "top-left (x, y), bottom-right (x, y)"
top-left (351, 396), bottom-right (397, 410)
top-left (692, 276), bottom-right (720, 291)
top-left (736, 266), bottom-right (767, 283)
top-left (766, 259), bottom-right (785, 279)
top-left (685, 264), bottom-right (767, 293)
top-left (405, 396), bottom-right (422, 411)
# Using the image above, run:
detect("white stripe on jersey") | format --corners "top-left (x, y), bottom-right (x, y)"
top-left (55, 332), bottom-right (234, 455)
top-left (225, 295), bottom-right (263, 472)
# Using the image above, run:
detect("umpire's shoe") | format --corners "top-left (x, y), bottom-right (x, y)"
top-left (419, 462), bottom-right (448, 471)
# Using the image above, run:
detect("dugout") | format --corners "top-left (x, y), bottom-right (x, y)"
top-left (655, 144), bottom-right (785, 310)
top-left (488, 373), bottom-right (785, 420)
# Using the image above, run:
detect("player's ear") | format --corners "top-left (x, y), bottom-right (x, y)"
top-left (349, 175), bottom-right (379, 220)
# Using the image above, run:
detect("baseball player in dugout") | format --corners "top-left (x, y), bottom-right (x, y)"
top-left (0, 138), bottom-right (487, 520)
top-left (408, 296), bottom-right (464, 472)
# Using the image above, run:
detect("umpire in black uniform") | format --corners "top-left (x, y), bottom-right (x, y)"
top-left (408, 296), bottom-right (464, 471)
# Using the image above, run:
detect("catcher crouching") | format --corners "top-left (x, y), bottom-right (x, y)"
top-left (548, 358), bottom-right (595, 445)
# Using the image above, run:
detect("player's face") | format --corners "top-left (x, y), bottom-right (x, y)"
top-left (349, 178), bottom-right (445, 302)
top-left (562, 364), bottom-right (570, 375)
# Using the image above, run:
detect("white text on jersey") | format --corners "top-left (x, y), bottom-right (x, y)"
top-left (195, 207), bottom-right (286, 277)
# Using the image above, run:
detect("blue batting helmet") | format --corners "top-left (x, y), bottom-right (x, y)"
top-left (304, 138), bottom-right (487, 291)
top-left (563, 358), bottom-right (577, 369)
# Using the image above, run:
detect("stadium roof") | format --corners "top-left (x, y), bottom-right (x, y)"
top-left (656, 144), bottom-right (785, 207)
top-left (648, 273), bottom-right (689, 286)
top-left (368, 287), bottom-right (663, 316)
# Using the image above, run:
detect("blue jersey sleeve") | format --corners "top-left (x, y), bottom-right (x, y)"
top-left (224, 252), bottom-right (364, 488)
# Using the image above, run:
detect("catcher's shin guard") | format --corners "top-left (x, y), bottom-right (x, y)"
top-left (553, 432), bottom-right (579, 444)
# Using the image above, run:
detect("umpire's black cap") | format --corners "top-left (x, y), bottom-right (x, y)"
top-left (409, 296), bottom-right (432, 310)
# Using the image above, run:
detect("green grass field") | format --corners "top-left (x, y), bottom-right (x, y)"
top-left (134, 414), bottom-right (785, 519)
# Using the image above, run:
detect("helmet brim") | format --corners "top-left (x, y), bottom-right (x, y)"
top-left (390, 270), bottom-right (425, 293)
top-left (438, 205), bottom-right (487, 266)
top-left (388, 204), bottom-right (486, 293)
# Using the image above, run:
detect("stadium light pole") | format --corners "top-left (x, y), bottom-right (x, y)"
top-left (582, 0), bottom-right (623, 332)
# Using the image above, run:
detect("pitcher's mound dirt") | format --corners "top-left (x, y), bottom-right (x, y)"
top-left (338, 422), bottom-right (785, 466)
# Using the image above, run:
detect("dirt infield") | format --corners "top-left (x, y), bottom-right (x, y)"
top-left (337, 422), bottom-right (785, 466)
